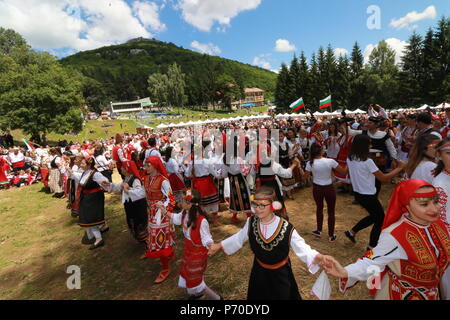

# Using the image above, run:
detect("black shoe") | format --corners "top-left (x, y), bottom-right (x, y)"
top-left (81, 234), bottom-right (95, 245)
top-left (344, 231), bottom-right (356, 243)
top-left (100, 226), bottom-right (109, 233)
top-left (219, 295), bottom-right (224, 300)
top-left (89, 239), bottom-right (105, 250)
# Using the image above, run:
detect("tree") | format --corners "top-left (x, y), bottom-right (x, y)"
top-left (216, 74), bottom-right (240, 110)
top-left (399, 32), bottom-right (424, 107)
top-left (334, 54), bottom-right (351, 109)
top-left (289, 54), bottom-right (301, 103)
top-left (364, 40), bottom-right (400, 106)
top-left (147, 73), bottom-right (169, 108)
top-left (349, 42), bottom-right (367, 109)
top-left (167, 62), bottom-right (187, 108)
top-left (0, 46), bottom-right (84, 142)
top-left (0, 27), bottom-right (27, 55)
top-left (274, 63), bottom-right (291, 111)
top-left (431, 17), bottom-right (450, 103)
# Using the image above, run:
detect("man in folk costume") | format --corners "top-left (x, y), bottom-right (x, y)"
top-left (142, 156), bottom-right (176, 283)
top-left (323, 179), bottom-right (450, 300)
top-left (112, 134), bottom-right (127, 178)
top-left (107, 160), bottom-right (148, 243)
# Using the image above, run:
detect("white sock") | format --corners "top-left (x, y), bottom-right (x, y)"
top-left (202, 286), bottom-right (220, 300)
top-left (92, 228), bottom-right (102, 244)
top-left (86, 229), bottom-right (94, 240)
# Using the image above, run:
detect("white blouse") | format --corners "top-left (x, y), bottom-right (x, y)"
top-left (221, 215), bottom-right (321, 274)
top-left (171, 211), bottom-right (213, 248)
top-left (109, 176), bottom-right (146, 204)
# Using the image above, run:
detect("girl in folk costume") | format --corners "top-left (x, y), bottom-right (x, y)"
top-left (164, 146), bottom-right (186, 204)
top-left (208, 186), bottom-right (332, 300)
top-left (48, 148), bottom-right (64, 197)
top-left (323, 179), bottom-right (450, 300)
top-left (344, 134), bottom-right (406, 251)
top-left (220, 135), bottom-right (253, 223)
top-left (305, 143), bottom-right (348, 242)
top-left (142, 156), bottom-right (176, 283)
top-left (167, 189), bottom-right (222, 300)
top-left (404, 134), bottom-right (441, 184)
top-left (433, 137), bottom-right (450, 299)
top-left (64, 157), bottom-right (110, 250)
top-left (107, 161), bottom-right (147, 244)
top-left (325, 121), bottom-right (340, 160)
top-left (277, 130), bottom-right (297, 200)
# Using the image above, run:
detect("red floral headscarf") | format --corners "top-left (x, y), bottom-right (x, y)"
top-left (382, 179), bottom-right (437, 230)
top-left (145, 156), bottom-right (168, 178)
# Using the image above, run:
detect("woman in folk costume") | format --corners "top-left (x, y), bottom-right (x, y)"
top-left (277, 130), bottom-right (297, 200)
top-left (323, 179), bottom-right (450, 300)
top-left (432, 137), bottom-right (450, 299)
top-left (309, 120), bottom-right (327, 146)
top-left (184, 144), bottom-right (222, 225)
top-left (107, 160), bottom-right (147, 244)
top-left (164, 146), bottom-right (186, 204)
top-left (69, 155), bottom-right (84, 217)
top-left (334, 119), bottom-right (353, 192)
top-left (208, 186), bottom-right (332, 300)
top-left (167, 189), bottom-right (222, 300)
top-left (142, 156), bottom-right (176, 283)
top-left (48, 148), bottom-right (64, 197)
top-left (220, 135), bottom-right (253, 223)
top-left (0, 147), bottom-right (10, 188)
top-left (255, 140), bottom-right (300, 221)
top-left (112, 134), bottom-right (127, 179)
top-left (285, 127), bottom-right (305, 190)
top-left (64, 157), bottom-right (111, 250)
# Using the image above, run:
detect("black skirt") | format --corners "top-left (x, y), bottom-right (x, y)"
top-left (247, 258), bottom-right (301, 300)
top-left (124, 198), bottom-right (148, 242)
top-left (78, 191), bottom-right (105, 228)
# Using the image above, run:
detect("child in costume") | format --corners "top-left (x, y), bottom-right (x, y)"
top-left (167, 189), bottom-right (221, 300)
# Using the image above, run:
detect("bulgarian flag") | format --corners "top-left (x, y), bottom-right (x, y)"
top-left (22, 138), bottom-right (36, 151)
top-left (319, 95), bottom-right (332, 109)
top-left (289, 97), bottom-right (305, 111)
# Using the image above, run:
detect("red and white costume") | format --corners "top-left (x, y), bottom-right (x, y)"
top-left (172, 212), bottom-right (213, 295)
top-left (339, 180), bottom-right (450, 300)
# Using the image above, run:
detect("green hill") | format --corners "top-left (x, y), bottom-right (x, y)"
top-left (60, 38), bottom-right (277, 111)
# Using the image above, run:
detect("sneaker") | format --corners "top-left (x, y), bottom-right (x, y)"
top-left (81, 234), bottom-right (95, 245)
top-left (89, 239), bottom-right (105, 250)
top-left (344, 231), bottom-right (356, 243)
top-left (311, 230), bottom-right (322, 238)
top-left (329, 234), bottom-right (337, 242)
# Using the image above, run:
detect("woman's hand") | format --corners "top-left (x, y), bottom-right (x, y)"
top-left (208, 242), bottom-right (222, 256)
top-left (320, 256), bottom-right (348, 278)
top-left (100, 181), bottom-right (110, 187)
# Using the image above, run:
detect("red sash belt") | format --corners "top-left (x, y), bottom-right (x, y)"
top-left (256, 256), bottom-right (289, 270)
top-left (12, 161), bottom-right (25, 168)
top-left (259, 176), bottom-right (275, 181)
top-left (82, 187), bottom-right (103, 194)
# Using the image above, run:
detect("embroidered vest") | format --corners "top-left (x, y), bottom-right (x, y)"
top-left (389, 218), bottom-right (450, 299)
top-left (144, 174), bottom-right (166, 201)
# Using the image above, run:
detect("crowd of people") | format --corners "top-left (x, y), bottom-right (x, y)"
top-left (0, 103), bottom-right (449, 300)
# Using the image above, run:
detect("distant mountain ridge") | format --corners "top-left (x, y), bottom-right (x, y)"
top-left (60, 39), bottom-right (277, 110)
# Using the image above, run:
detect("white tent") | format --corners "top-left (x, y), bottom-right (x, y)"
top-left (313, 111), bottom-right (322, 116)
top-left (417, 104), bottom-right (429, 110)
top-left (177, 122), bottom-right (186, 127)
top-left (156, 123), bottom-right (167, 128)
top-left (354, 108), bottom-right (366, 114)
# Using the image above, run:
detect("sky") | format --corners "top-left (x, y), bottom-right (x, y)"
top-left (1, 0), bottom-right (449, 72)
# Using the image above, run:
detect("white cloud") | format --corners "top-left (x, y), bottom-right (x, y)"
top-left (334, 48), bottom-right (348, 57)
top-left (252, 55), bottom-right (271, 70)
top-left (363, 38), bottom-right (408, 65)
top-left (133, 1), bottom-right (166, 32)
top-left (390, 5), bottom-right (436, 30)
top-left (274, 39), bottom-right (296, 52)
top-left (190, 41), bottom-right (221, 55)
top-left (0, 0), bottom-right (167, 53)
top-left (176, 0), bottom-right (261, 32)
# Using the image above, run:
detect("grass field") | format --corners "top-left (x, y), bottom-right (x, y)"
top-left (0, 172), bottom-right (394, 300)
top-left (10, 106), bottom-right (270, 145)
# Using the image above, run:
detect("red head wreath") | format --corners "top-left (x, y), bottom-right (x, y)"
top-left (144, 156), bottom-right (168, 178)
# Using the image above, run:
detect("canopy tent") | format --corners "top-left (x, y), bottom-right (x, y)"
top-left (417, 104), bottom-right (429, 110)
top-left (156, 123), bottom-right (168, 128)
top-left (354, 108), bottom-right (367, 114)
